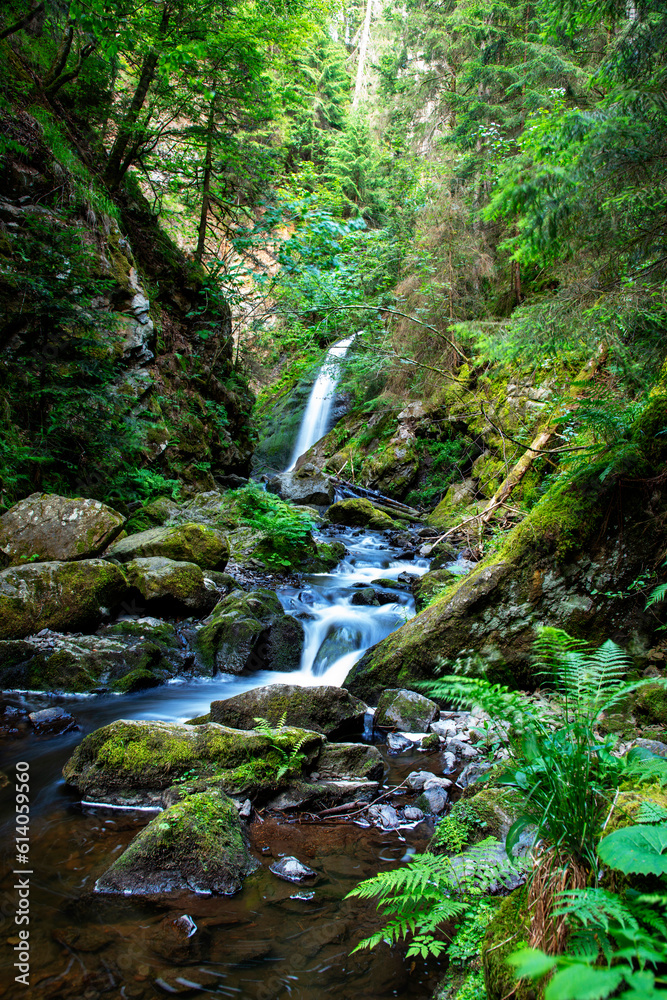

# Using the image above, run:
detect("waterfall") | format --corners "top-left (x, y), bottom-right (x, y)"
top-left (286, 334), bottom-right (356, 471)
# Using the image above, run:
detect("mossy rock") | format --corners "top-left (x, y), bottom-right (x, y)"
top-left (193, 589), bottom-right (302, 675)
top-left (94, 790), bottom-right (259, 896)
top-left (106, 522), bottom-right (229, 570)
top-left (306, 540), bottom-right (347, 572)
top-left (326, 498), bottom-right (396, 531)
top-left (0, 559), bottom-right (128, 640)
top-left (482, 886), bottom-right (535, 1000)
top-left (633, 683), bottom-right (667, 727)
top-left (124, 556), bottom-right (220, 616)
top-left (210, 684), bottom-right (368, 738)
top-left (414, 570), bottom-right (461, 611)
top-left (374, 687), bottom-right (439, 732)
top-left (315, 742), bottom-right (384, 781)
top-left (124, 496), bottom-right (182, 534)
top-left (62, 718), bottom-right (323, 805)
top-left (0, 492), bottom-right (126, 565)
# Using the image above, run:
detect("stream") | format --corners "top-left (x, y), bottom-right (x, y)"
top-left (0, 524), bottom-right (453, 1000)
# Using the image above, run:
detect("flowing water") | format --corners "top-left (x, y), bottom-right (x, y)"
top-left (287, 335), bottom-right (356, 471)
top-left (0, 525), bottom-right (450, 1000)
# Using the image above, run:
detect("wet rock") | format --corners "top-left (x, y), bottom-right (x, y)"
top-left (387, 732), bottom-right (413, 752)
top-left (404, 805), bottom-right (424, 822)
top-left (0, 493), bottom-right (125, 566)
top-left (397, 571), bottom-right (420, 587)
top-left (148, 914), bottom-right (199, 963)
top-left (210, 684), bottom-right (367, 738)
top-left (446, 737), bottom-right (480, 761)
top-left (326, 498), bottom-right (396, 531)
top-left (316, 742), bottom-right (384, 781)
top-left (0, 559), bottom-right (127, 640)
top-left (407, 770), bottom-right (440, 791)
top-left (350, 587), bottom-right (380, 606)
top-left (421, 732), bottom-right (440, 749)
top-left (194, 590), bottom-right (304, 675)
top-left (270, 856), bottom-right (317, 883)
top-left (416, 786), bottom-right (448, 814)
top-left (441, 751), bottom-right (457, 773)
top-left (267, 467), bottom-right (335, 506)
top-left (0, 699), bottom-right (30, 737)
top-left (312, 623), bottom-right (363, 673)
top-left (457, 761), bottom-right (492, 789)
top-left (63, 718), bottom-right (323, 805)
top-left (106, 522), bottom-right (229, 570)
top-left (430, 719), bottom-right (458, 739)
top-left (124, 557), bottom-right (220, 616)
top-left (29, 706), bottom-right (77, 734)
top-left (424, 776), bottom-right (452, 791)
top-left (95, 790), bottom-right (258, 895)
top-left (52, 925), bottom-right (115, 952)
top-left (368, 804), bottom-right (400, 829)
top-left (374, 688), bottom-right (439, 733)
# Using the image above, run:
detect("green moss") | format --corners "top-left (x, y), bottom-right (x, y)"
top-left (481, 886), bottom-right (535, 1000)
top-left (111, 668), bottom-right (162, 693)
top-left (327, 498), bottom-right (396, 530)
top-left (633, 683), bottom-right (667, 727)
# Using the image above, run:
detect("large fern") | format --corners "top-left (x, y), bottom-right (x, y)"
top-left (347, 839), bottom-right (520, 959)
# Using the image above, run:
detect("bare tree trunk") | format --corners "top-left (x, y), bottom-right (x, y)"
top-left (352, 0), bottom-right (373, 109)
top-left (195, 95), bottom-right (216, 263)
top-left (0, 2), bottom-right (45, 40)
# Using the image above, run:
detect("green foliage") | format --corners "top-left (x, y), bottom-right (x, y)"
top-left (447, 898), bottom-right (500, 967)
top-left (252, 714), bottom-right (309, 780)
top-left (233, 482), bottom-right (314, 569)
top-left (597, 822), bottom-right (667, 877)
top-left (347, 839), bottom-right (521, 960)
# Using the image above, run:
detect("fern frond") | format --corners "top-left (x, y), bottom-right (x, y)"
top-left (417, 676), bottom-right (533, 733)
top-left (647, 583), bottom-right (667, 609)
top-left (554, 888), bottom-right (639, 932)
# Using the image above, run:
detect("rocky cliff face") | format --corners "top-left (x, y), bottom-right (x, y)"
top-left (0, 108), bottom-right (254, 511)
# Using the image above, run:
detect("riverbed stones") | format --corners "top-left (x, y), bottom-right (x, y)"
top-left (374, 688), bottom-right (439, 733)
top-left (106, 522), bottom-right (230, 570)
top-left (95, 790), bottom-right (258, 896)
top-left (270, 857), bottom-right (318, 883)
top-left (28, 706), bottom-right (77, 734)
top-left (123, 556), bottom-right (220, 616)
top-left (194, 590), bottom-right (304, 674)
top-left (326, 498), bottom-right (396, 531)
top-left (368, 804), bottom-right (400, 829)
top-left (267, 466), bottom-right (335, 506)
top-left (0, 493), bottom-right (125, 566)
top-left (0, 559), bottom-right (128, 639)
top-left (209, 684), bottom-right (367, 737)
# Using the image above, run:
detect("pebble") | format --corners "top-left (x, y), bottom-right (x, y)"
top-left (404, 806), bottom-right (424, 821)
top-left (270, 857), bottom-right (318, 883)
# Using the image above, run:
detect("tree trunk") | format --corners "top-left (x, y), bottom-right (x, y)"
top-left (42, 23), bottom-right (74, 88)
top-left (195, 95), bottom-right (216, 263)
top-left (352, 0), bottom-right (373, 109)
top-left (0, 2), bottom-right (45, 41)
top-left (104, 3), bottom-right (169, 189)
top-left (45, 41), bottom-right (97, 97)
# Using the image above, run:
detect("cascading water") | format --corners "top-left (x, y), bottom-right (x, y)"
top-left (287, 333), bottom-right (356, 471)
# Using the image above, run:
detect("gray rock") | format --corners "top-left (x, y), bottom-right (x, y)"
top-left (270, 857), bottom-right (318, 883)
top-left (429, 719), bottom-right (458, 739)
top-left (633, 739), bottom-right (667, 758)
top-left (210, 684), bottom-right (367, 737)
top-left (424, 776), bottom-right (452, 791)
top-left (418, 786), bottom-right (448, 815)
top-left (368, 804), bottom-right (400, 829)
top-left (0, 493), bottom-right (125, 566)
top-left (446, 737), bottom-right (480, 760)
top-left (406, 770), bottom-right (436, 791)
top-left (404, 806), bottom-right (424, 822)
top-left (457, 761), bottom-right (492, 789)
top-left (351, 588), bottom-right (380, 607)
top-left (28, 706), bottom-right (76, 734)
top-left (387, 732), bottom-right (413, 752)
top-left (441, 752), bottom-right (457, 772)
top-left (375, 688), bottom-right (439, 733)
top-left (267, 467), bottom-right (335, 506)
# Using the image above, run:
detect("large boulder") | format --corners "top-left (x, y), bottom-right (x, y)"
top-left (0, 560), bottom-right (127, 640)
top-left (0, 493), bottom-right (125, 567)
top-left (0, 630), bottom-right (184, 694)
top-left (374, 688), bottom-right (439, 733)
top-left (95, 790), bottom-right (258, 896)
top-left (326, 498), bottom-right (395, 531)
top-left (62, 718), bottom-right (324, 806)
top-left (193, 590), bottom-right (304, 674)
top-left (209, 684), bottom-right (368, 737)
top-left (266, 465), bottom-right (335, 506)
top-left (106, 523), bottom-right (229, 570)
top-left (124, 556), bottom-right (220, 616)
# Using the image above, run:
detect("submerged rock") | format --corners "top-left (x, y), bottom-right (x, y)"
top-left (106, 522), bottom-right (230, 570)
top-left (374, 688), bottom-right (439, 733)
top-left (28, 706), bottom-right (77, 734)
top-left (269, 856), bottom-right (318, 883)
top-left (0, 559), bottom-right (127, 640)
top-left (0, 493), bottom-right (125, 566)
top-left (386, 732), bottom-right (413, 752)
top-left (326, 498), bottom-right (395, 531)
top-left (209, 684), bottom-right (367, 737)
top-left (95, 790), bottom-right (258, 896)
top-left (194, 590), bottom-right (304, 675)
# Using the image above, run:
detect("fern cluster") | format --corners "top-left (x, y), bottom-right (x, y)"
top-left (252, 714), bottom-right (310, 780)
